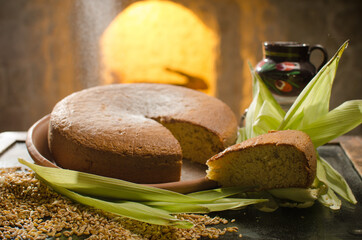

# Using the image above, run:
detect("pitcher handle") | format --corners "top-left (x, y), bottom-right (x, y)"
top-left (309, 44), bottom-right (328, 71)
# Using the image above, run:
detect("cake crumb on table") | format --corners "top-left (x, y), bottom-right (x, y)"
top-left (0, 168), bottom-right (240, 239)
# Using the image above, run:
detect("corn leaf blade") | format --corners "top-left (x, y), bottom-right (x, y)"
top-left (200, 198), bottom-right (268, 212)
top-left (316, 156), bottom-right (357, 204)
top-left (187, 186), bottom-right (252, 200)
top-left (318, 187), bottom-right (342, 210)
top-left (144, 202), bottom-right (211, 214)
top-left (37, 176), bottom-right (193, 228)
top-left (301, 100), bottom-right (362, 147)
top-left (268, 188), bottom-right (320, 203)
top-left (19, 159), bottom-right (201, 203)
top-left (241, 64), bottom-right (285, 142)
top-left (146, 198), bottom-right (267, 213)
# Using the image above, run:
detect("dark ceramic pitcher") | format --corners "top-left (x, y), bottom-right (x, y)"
top-left (255, 42), bottom-right (328, 96)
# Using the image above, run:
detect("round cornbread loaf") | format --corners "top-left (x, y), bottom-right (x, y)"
top-left (48, 83), bottom-right (238, 183)
top-left (206, 130), bottom-right (317, 190)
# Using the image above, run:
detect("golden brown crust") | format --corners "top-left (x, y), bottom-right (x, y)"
top-left (206, 130), bottom-right (317, 189)
top-left (48, 83), bottom-right (237, 183)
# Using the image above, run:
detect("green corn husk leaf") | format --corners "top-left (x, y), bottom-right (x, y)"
top-left (317, 187), bottom-right (342, 210)
top-left (144, 187), bottom-right (264, 214)
top-left (301, 100), bottom-right (362, 147)
top-left (237, 127), bottom-right (246, 143)
top-left (250, 193), bottom-right (280, 212)
top-left (240, 63), bottom-right (285, 142)
top-left (144, 202), bottom-right (211, 214)
top-left (268, 188), bottom-right (320, 203)
top-left (316, 156), bottom-right (357, 204)
top-left (200, 198), bottom-right (268, 212)
top-left (19, 158), bottom-right (200, 203)
top-left (37, 175), bottom-right (193, 228)
top-left (187, 186), bottom-right (253, 200)
top-left (145, 198), bottom-right (267, 214)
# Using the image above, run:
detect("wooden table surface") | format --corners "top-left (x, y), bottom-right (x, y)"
top-left (333, 135), bottom-right (362, 176)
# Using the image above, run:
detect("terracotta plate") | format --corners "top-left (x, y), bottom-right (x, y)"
top-left (25, 115), bottom-right (218, 193)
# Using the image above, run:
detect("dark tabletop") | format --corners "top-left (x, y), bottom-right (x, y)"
top-left (0, 132), bottom-right (361, 240)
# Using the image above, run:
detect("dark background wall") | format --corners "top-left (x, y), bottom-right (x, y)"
top-left (0, 0), bottom-right (360, 134)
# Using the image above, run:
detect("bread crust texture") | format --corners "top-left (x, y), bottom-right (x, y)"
top-left (48, 83), bottom-right (238, 183)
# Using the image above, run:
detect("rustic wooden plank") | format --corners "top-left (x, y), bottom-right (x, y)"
top-left (335, 135), bottom-right (362, 177)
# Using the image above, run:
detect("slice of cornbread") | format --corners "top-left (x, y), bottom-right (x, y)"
top-left (206, 130), bottom-right (317, 190)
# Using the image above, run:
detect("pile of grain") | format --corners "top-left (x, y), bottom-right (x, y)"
top-left (0, 168), bottom-right (240, 239)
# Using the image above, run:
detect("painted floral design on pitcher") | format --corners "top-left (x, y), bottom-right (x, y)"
top-left (256, 42), bottom-right (328, 97)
